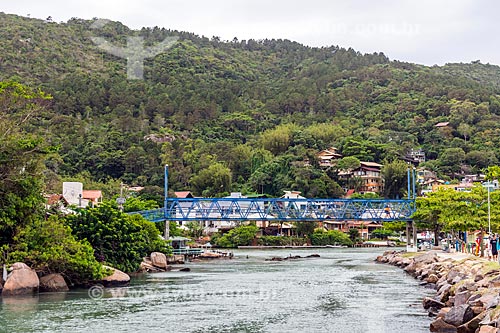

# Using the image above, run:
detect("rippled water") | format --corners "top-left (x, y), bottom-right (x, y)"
top-left (0, 248), bottom-right (433, 333)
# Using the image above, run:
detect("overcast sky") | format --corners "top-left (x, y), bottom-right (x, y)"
top-left (2, 0), bottom-right (499, 66)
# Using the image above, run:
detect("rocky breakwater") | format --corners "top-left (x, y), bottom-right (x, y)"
top-left (139, 252), bottom-right (190, 273)
top-left (377, 251), bottom-right (500, 333)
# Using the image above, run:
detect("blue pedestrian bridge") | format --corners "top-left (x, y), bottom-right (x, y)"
top-left (131, 198), bottom-right (416, 223)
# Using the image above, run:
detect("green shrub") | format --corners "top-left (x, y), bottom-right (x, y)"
top-left (65, 202), bottom-right (170, 273)
top-left (257, 236), bottom-right (307, 246)
top-left (310, 230), bottom-right (352, 246)
top-left (9, 216), bottom-right (105, 285)
top-left (371, 228), bottom-right (394, 239)
top-left (214, 224), bottom-right (259, 248)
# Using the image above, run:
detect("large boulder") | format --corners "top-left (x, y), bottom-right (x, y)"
top-left (454, 291), bottom-right (471, 306)
top-left (444, 304), bottom-right (475, 327)
top-left (427, 274), bottom-right (440, 284)
top-left (423, 297), bottom-right (445, 310)
top-left (167, 255), bottom-right (185, 264)
top-left (436, 283), bottom-right (453, 303)
top-left (430, 317), bottom-right (458, 332)
top-left (457, 311), bottom-right (489, 333)
top-left (2, 262), bottom-right (39, 296)
top-left (414, 251), bottom-right (438, 264)
top-left (139, 260), bottom-right (163, 273)
top-left (488, 275), bottom-right (500, 288)
top-left (150, 252), bottom-right (168, 269)
top-left (100, 266), bottom-right (130, 287)
top-left (470, 293), bottom-right (500, 311)
top-left (39, 273), bottom-right (69, 292)
top-left (455, 279), bottom-right (477, 293)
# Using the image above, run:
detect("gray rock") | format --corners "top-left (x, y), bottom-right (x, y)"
top-left (430, 317), bottom-right (458, 332)
top-left (478, 293), bottom-right (500, 310)
top-left (456, 280), bottom-right (477, 293)
top-left (467, 293), bottom-right (482, 306)
top-left (484, 269), bottom-right (500, 277)
top-left (455, 291), bottom-right (471, 306)
top-left (150, 252), bottom-right (168, 269)
top-left (404, 261), bottom-right (417, 274)
top-left (457, 311), bottom-right (488, 333)
top-left (39, 273), bottom-right (69, 292)
top-left (444, 304), bottom-right (474, 327)
top-left (427, 274), bottom-right (440, 284)
top-left (414, 252), bottom-right (438, 264)
top-left (424, 296), bottom-right (446, 310)
top-left (452, 275), bottom-right (466, 285)
top-left (437, 307), bottom-right (452, 319)
top-left (437, 284), bottom-right (452, 303)
top-left (100, 265), bottom-right (130, 287)
top-left (477, 325), bottom-right (499, 333)
top-left (447, 268), bottom-right (463, 284)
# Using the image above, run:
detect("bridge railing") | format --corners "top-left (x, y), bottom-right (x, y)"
top-left (130, 198), bottom-right (416, 222)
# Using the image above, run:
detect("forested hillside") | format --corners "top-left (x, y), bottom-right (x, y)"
top-left (2, 12), bottom-right (500, 199)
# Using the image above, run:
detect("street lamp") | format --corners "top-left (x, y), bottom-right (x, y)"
top-left (482, 180), bottom-right (493, 235)
top-left (488, 183), bottom-right (491, 235)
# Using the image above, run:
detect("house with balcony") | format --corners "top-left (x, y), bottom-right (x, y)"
top-left (339, 161), bottom-right (384, 194)
top-left (404, 148), bottom-right (426, 165)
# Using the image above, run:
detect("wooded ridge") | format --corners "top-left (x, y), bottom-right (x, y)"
top-left (1, 12), bottom-right (500, 199)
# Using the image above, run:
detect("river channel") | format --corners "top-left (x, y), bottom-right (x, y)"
top-left (0, 248), bottom-right (433, 333)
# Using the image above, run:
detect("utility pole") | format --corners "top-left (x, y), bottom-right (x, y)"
top-left (117, 183), bottom-right (125, 212)
top-left (164, 165), bottom-right (170, 240)
top-left (488, 183), bottom-right (491, 235)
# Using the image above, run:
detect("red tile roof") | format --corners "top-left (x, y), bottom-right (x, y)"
top-left (82, 190), bottom-right (103, 200)
top-left (345, 189), bottom-right (355, 198)
top-left (175, 191), bottom-right (194, 198)
top-left (47, 194), bottom-right (68, 205)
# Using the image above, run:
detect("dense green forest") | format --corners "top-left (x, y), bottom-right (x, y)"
top-left (2, 12), bottom-right (500, 200)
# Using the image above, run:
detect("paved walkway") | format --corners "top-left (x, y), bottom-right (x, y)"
top-left (433, 250), bottom-right (474, 260)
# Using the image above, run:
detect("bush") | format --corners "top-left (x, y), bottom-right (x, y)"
top-left (214, 224), bottom-right (259, 248)
top-left (65, 202), bottom-right (170, 273)
top-left (9, 216), bottom-right (105, 285)
top-left (310, 230), bottom-right (352, 246)
top-left (371, 228), bottom-right (394, 239)
top-left (257, 236), bottom-right (307, 246)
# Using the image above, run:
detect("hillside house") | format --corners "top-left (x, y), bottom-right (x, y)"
top-left (417, 168), bottom-right (437, 184)
top-left (340, 161), bottom-right (384, 193)
top-left (431, 182), bottom-right (473, 193)
top-left (322, 220), bottom-right (382, 239)
top-left (317, 147), bottom-right (342, 168)
top-left (405, 148), bottom-right (426, 164)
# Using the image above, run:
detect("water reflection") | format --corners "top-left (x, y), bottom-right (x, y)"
top-left (0, 248), bottom-right (432, 333)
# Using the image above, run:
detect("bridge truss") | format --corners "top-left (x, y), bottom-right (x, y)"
top-left (133, 198), bottom-right (416, 223)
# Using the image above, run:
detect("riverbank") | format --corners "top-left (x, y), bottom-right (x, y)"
top-left (377, 250), bottom-right (500, 332)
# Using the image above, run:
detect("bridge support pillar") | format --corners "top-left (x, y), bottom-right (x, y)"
top-left (164, 220), bottom-right (170, 240)
top-left (406, 221), bottom-right (418, 252)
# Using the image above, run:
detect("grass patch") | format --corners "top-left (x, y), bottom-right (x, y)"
top-left (481, 260), bottom-right (500, 275)
top-left (401, 252), bottom-right (418, 258)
